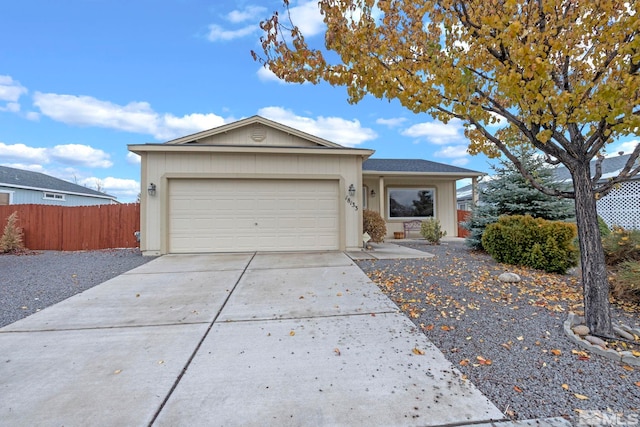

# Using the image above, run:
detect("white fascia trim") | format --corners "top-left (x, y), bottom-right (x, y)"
top-left (0, 183), bottom-right (116, 201)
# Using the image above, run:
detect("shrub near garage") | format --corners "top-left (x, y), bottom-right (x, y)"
top-left (363, 209), bottom-right (386, 243)
top-left (482, 215), bottom-right (578, 274)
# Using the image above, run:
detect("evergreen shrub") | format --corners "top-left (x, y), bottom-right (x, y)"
top-left (597, 216), bottom-right (611, 236)
top-left (481, 215), bottom-right (578, 274)
top-left (602, 227), bottom-right (640, 265)
top-left (420, 218), bottom-right (446, 244)
top-left (610, 261), bottom-right (640, 303)
top-left (363, 209), bottom-right (386, 243)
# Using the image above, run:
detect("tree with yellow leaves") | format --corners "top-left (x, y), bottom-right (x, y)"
top-left (253, 0), bottom-right (640, 336)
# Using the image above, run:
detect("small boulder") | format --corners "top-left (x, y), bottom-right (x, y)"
top-left (572, 325), bottom-right (590, 336)
top-left (584, 335), bottom-right (608, 348)
top-left (498, 272), bottom-right (521, 283)
top-left (613, 327), bottom-right (635, 341)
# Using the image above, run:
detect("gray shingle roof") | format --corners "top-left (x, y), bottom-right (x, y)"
top-left (362, 158), bottom-right (483, 175)
top-left (554, 153), bottom-right (639, 182)
top-left (0, 165), bottom-right (115, 199)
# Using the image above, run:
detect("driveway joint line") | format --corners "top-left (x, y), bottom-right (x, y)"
top-left (0, 321), bottom-right (211, 334)
top-left (147, 251), bottom-right (257, 427)
top-left (216, 310), bottom-right (400, 324)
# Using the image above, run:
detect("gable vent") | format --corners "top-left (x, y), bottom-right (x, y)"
top-left (250, 125), bottom-right (267, 142)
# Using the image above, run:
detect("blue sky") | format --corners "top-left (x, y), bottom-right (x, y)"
top-left (1, 1), bottom-right (637, 203)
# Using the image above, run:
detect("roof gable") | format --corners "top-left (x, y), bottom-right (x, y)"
top-left (363, 158), bottom-right (484, 176)
top-left (163, 115), bottom-right (344, 149)
top-left (0, 165), bottom-right (116, 199)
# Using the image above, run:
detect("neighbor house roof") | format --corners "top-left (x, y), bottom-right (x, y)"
top-left (0, 165), bottom-right (117, 200)
top-left (363, 158), bottom-right (484, 177)
top-left (554, 153), bottom-right (640, 182)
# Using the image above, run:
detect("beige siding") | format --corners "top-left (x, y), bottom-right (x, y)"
top-left (362, 177), bottom-right (458, 238)
top-left (141, 152), bottom-right (362, 254)
top-left (192, 124), bottom-right (319, 147)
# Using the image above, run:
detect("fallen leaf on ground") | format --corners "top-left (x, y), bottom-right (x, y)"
top-left (476, 356), bottom-right (492, 365)
top-left (289, 330), bottom-right (295, 336)
top-left (562, 383), bottom-right (569, 390)
top-left (551, 349), bottom-right (562, 356)
top-left (622, 365), bottom-right (634, 371)
top-left (513, 385), bottom-right (523, 393)
top-left (574, 393), bottom-right (589, 400)
top-left (412, 347), bottom-right (425, 355)
top-left (334, 348), bottom-right (341, 356)
top-left (460, 359), bottom-right (470, 366)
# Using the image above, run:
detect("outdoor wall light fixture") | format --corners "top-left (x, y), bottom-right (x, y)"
top-left (370, 189), bottom-right (376, 197)
top-left (147, 183), bottom-right (157, 196)
top-left (348, 184), bottom-right (356, 197)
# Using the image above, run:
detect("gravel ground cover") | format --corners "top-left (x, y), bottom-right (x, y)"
top-left (357, 239), bottom-right (640, 424)
top-left (0, 249), bottom-right (156, 328)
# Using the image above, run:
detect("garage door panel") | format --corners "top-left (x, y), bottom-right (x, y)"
top-left (169, 179), bottom-right (339, 253)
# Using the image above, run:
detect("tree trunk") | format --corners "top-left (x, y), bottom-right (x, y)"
top-left (572, 163), bottom-right (612, 336)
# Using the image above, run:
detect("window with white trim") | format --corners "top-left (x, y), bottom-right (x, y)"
top-left (43, 192), bottom-right (66, 201)
top-left (388, 187), bottom-right (435, 219)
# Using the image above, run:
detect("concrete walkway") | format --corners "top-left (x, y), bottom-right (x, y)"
top-left (1, 250), bottom-right (569, 427)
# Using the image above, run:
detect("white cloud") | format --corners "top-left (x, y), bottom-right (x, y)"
top-left (207, 24), bottom-right (256, 42)
top-left (376, 117), bottom-right (407, 128)
top-left (49, 144), bottom-right (113, 168)
top-left (0, 75), bottom-right (27, 102)
top-left (0, 142), bottom-right (48, 163)
top-left (451, 158), bottom-right (470, 166)
top-left (0, 142), bottom-right (112, 168)
top-left (227, 5), bottom-right (266, 23)
top-left (33, 92), bottom-right (225, 140)
top-left (257, 106), bottom-right (377, 147)
top-left (25, 111), bottom-right (40, 121)
top-left (288, 1), bottom-right (326, 36)
top-left (401, 119), bottom-right (465, 145)
top-left (256, 66), bottom-right (286, 83)
top-left (606, 139), bottom-right (639, 156)
top-left (435, 145), bottom-right (468, 158)
top-left (1, 163), bottom-right (46, 173)
top-left (86, 176), bottom-right (140, 200)
top-left (126, 152), bottom-right (141, 165)
top-left (0, 102), bottom-right (20, 113)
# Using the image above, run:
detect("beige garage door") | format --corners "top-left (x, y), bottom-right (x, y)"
top-left (168, 179), bottom-right (340, 253)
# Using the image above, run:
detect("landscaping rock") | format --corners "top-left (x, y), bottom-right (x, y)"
top-left (584, 335), bottom-right (607, 348)
top-left (613, 327), bottom-right (636, 341)
top-left (572, 325), bottom-right (590, 336)
top-left (498, 272), bottom-right (521, 283)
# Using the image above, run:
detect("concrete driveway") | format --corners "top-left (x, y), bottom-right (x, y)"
top-left (1, 250), bottom-right (510, 426)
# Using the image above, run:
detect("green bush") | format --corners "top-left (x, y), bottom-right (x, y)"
top-left (602, 227), bottom-right (640, 265)
top-left (482, 215), bottom-right (578, 274)
top-left (0, 211), bottom-right (25, 253)
top-left (363, 209), bottom-right (387, 243)
top-left (610, 261), bottom-right (640, 303)
top-left (597, 216), bottom-right (611, 237)
top-left (420, 218), bottom-right (446, 244)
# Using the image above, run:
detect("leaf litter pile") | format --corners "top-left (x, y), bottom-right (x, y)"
top-left (356, 240), bottom-right (640, 423)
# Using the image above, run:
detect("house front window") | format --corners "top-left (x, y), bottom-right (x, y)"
top-left (388, 187), bottom-right (435, 219)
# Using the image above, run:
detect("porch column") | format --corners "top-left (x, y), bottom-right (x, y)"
top-left (378, 176), bottom-right (385, 216)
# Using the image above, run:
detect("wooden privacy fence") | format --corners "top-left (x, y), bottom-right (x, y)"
top-left (457, 209), bottom-right (471, 238)
top-left (0, 204), bottom-right (140, 251)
